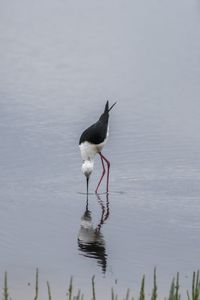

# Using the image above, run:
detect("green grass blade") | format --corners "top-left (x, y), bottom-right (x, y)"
top-left (3, 272), bottom-right (9, 300)
top-left (175, 272), bottom-right (180, 300)
top-left (92, 276), bottom-right (96, 300)
top-left (34, 268), bottom-right (39, 300)
top-left (139, 275), bottom-right (145, 300)
top-left (47, 281), bottom-right (52, 300)
top-left (68, 277), bottom-right (73, 300)
top-left (125, 288), bottom-right (130, 300)
top-left (111, 287), bottom-right (115, 300)
top-left (168, 277), bottom-right (175, 300)
top-left (151, 268), bottom-right (157, 300)
top-left (187, 290), bottom-right (191, 300)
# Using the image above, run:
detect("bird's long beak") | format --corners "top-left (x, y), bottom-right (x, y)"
top-left (86, 177), bottom-right (89, 197)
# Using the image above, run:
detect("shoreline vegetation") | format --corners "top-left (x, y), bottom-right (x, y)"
top-left (2, 269), bottom-right (200, 300)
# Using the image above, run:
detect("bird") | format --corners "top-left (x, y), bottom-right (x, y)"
top-left (79, 100), bottom-right (116, 194)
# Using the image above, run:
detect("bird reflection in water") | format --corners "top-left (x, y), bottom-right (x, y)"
top-left (78, 193), bottom-right (110, 274)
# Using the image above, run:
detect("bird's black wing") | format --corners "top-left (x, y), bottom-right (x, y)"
top-left (79, 101), bottom-right (112, 145)
top-left (79, 119), bottom-right (108, 145)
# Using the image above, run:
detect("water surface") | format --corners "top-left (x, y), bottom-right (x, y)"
top-left (0, 0), bottom-right (200, 298)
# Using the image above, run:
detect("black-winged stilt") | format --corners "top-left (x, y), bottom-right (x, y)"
top-left (79, 101), bottom-right (116, 194)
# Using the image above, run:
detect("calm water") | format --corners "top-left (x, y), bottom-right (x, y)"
top-left (0, 0), bottom-right (200, 298)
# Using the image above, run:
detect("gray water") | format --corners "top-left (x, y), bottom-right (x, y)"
top-left (1, 0), bottom-right (200, 298)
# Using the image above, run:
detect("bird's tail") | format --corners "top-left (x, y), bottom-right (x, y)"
top-left (104, 100), bottom-right (117, 113)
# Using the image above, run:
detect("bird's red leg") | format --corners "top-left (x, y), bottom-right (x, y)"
top-left (100, 153), bottom-right (110, 193)
top-left (95, 153), bottom-right (106, 194)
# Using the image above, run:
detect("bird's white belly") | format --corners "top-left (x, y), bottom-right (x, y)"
top-left (79, 139), bottom-right (107, 161)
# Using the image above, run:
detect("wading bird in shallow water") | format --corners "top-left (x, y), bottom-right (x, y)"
top-left (79, 101), bottom-right (116, 194)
